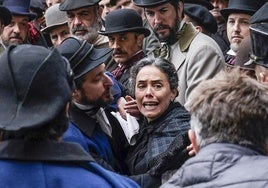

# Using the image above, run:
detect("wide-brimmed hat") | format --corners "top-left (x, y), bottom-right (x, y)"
top-left (98, 9), bottom-right (150, 37)
top-left (0, 5), bottom-right (12, 26)
top-left (220, 0), bottom-right (264, 21)
top-left (244, 2), bottom-right (268, 68)
top-left (184, 4), bottom-right (217, 33)
top-left (250, 2), bottom-right (268, 25)
top-left (247, 24), bottom-right (268, 68)
top-left (3, 0), bottom-right (37, 21)
top-left (58, 37), bottom-right (112, 79)
top-left (0, 45), bottom-right (72, 131)
top-left (133, 0), bottom-right (178, 7)
top-left (41, 3), bottom-right (68, 33)
top-left (59, 0), bottom-right (100, 11)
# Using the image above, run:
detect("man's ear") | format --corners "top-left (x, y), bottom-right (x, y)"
top-left (177, 1), bottom-right (184, 21)
top-left (188, 129), bottom-right (200, 153)
top-left (72, 89), bottom-right (81, 102)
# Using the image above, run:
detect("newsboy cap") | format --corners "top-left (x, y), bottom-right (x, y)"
top-left (220, 0), bottom-right (264, 21)
top-left (184, 4), bottom-right (217, 34)
top-left (3, 0), bottom-right (37, 21)
top-left (98, 9), bottom-right (150, 37)
top-left (0, 45), bottom-right (72, 131)
top-left (59, 0), bottom-right (100, 11)
top-left (0, 5), bottom-right (11, 26)
top-left (58, 37), bottom-right (112, 79)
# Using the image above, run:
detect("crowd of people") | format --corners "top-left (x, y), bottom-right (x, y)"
top-left (0, 0), bottom-right (267, 187)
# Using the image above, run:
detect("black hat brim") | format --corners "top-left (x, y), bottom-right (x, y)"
top-left (98, 27), bottom-right (151, 37)
top-left (0, 6), bottom-right (12, 26)
top-left (220, 8), bottom-right (256, 21)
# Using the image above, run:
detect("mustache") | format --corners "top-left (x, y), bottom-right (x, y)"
top-left (113, 48), bottom-right (127, 55)
top-left (10, 33), bottom-right (22, 40)
top-left (153, 24), bottom-right (170, 32)
top-left (71, 26), bottom-right (88, 33)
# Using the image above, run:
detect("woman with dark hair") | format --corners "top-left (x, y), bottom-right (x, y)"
top-left (124, 57), bottom-right (191, 187)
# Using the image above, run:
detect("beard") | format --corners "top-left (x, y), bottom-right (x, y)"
top-left (71, 18), bottom-right (100, 43)
top-left (153, 20), bottom-right (179, 45)
top-left (79, 88), bottom-right (113, 108)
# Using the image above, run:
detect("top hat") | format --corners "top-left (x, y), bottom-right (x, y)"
top-left (98, 9), bottom-right (150, 37)
top-left (184, 4), bottom-right (217, 33)
top-left (30, 0), bottom-right (46, 11)
top-left (59, 0), bottom-right (100, 11)
top-left (133, 0), bottom-right (177, 7)
top-left (0, 45), bottom-right (72, 131)
top-left (41, 3), bottom-right (68, 33)
top-left (184, 0), bottom-right (213, 10)
top-left (0, 5), bottom-right (12, 26)
top-left (220, 0), bottom-right (264, 21)
top-left (3, 0), bottom-right (37, 21)
top-left (58, 37), bottom-right (112, 79)
top-left (250, 2), bottom-right (268, 25)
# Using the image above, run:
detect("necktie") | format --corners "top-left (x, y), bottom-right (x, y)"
top-left (153, 42), bottom-right (170, 60)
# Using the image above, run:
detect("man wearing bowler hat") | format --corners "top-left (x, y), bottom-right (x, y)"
top-left (99, 8), bottom-right (150, 90)
top-left (41, 3), bottom-right (71, 47)
top-left (0, 0), bottom-right (37, 50)
top-left (59, 0), bottom-right (109, 48)
top-left (58, 37), bottom-right (129, 174)
top-left (220, 0), bottom-right (265, 67)
top-left (133, 0), bottom-right (224, 108)
top-left (245, 2), bottom-right (268, 83)
top-left (0, 44), bottom-right (139, 188)
top-left (0, 5), bottom-right (11, 53)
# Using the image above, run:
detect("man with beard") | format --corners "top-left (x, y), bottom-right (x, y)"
top-left (99, 9), bottom-right (150, 90)
top-left (59, 0), bottom-right (109, 48)
top-left (58, 37), bottom-right (129, 174)
top-left (133, 0), bottom-right (225, 107)
top-left (0, 0), bottom-right (37, 51)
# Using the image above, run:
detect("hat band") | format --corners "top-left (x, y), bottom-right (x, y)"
top-left (69, 40), bottom-right (94, 71)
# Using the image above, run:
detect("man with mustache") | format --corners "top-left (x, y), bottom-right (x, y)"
top-left (99, 8), bottom-right (150, 90)
top-left (59, 0), bottom-right (109, 48)
top-left (133, 0), bottom-right (225, 107)
top-left (0, 0), bottom-right (37, 50)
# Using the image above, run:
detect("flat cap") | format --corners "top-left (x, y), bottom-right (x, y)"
top-left (184, 4), bottom-right (217, 34)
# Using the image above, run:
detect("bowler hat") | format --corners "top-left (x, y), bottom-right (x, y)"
top-left (59, 0), bottom-right (100, 11)
top-left (98, 9), bottom-right (150, 37)
top-left (58, 37), bottom-right (112, 79)
top-left (184, 4), bottom-right (217, 33)
top-left (250, 2), bottom-right (268, 24)
top-left (0, 5), bottom-right (11, 26)
top-left (184, 0), bottom-right (213, 10)
top-left (133, 0), bottom-right (179, 7)
top-left (220, 0), bottom-right (264, 21)
top-left (41, 3), bottom-right (68, 33)
top-left (0, 45), bottom-right (72, 131)
top-left (3, 0), bottom-right (37, 21)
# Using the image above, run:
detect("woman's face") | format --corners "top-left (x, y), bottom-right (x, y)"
top-left (135, 65), bottom-right (177, 122)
